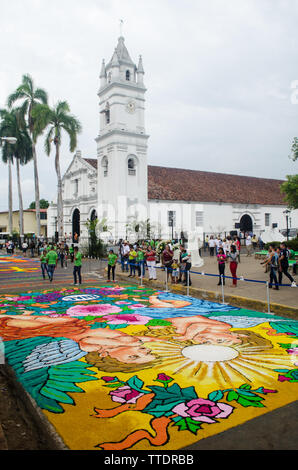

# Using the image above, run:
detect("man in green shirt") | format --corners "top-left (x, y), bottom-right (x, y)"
top-left (46, 246), bottom-right (58, 282)
top-left (107, 249), bottom-right (118, 282)
top-left (40, 252), bottom-right (48, 280)
top-left (73, 246), bottom-right (82, 285)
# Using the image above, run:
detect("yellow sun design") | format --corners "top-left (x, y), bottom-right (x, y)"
top-left (146, 339), bottom-right (293, 389)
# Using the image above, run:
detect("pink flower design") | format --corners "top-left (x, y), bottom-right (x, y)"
top-left (66, 304), bottom-right (121, 317)
top-left (128, 304), bottom-right (146, 309)
top-left (172, 398), bottom-right (233, 424)
top-left (278, 375), bottom-right (291, 382)
top-left (110, 386), bottom-right (144, 404)
top-left (102, 313), bottom-right (152, 325)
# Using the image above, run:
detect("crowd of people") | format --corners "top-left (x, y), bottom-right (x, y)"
top-left (2, 232), bottom-right (296, 291)
top-left (260, 242), bottom-right (297, 289)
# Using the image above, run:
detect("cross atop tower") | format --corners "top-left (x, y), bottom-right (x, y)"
top-left (119, 19), bottom-right (124, 37)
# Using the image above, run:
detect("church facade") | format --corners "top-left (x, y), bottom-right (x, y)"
top-left (47, 35), bottom-right (298, 243)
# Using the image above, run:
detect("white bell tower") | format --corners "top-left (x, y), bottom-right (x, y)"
top-left (96, 34), bottom-right (149, 240)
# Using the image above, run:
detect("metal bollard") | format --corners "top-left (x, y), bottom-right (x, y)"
top-left (140, 269), bottom-right (143, 287)
top-left (266, 281), bottom-right (273, 314)
top-left (165, 267), bottom-right (169, 292)
top-left (221, 274), bottom-right (228, 305)
top-left (187, 270), bottom-right (190, 296)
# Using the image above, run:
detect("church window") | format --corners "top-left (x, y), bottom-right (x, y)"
top-left (102, 157), bottom-right (108, 177)
top-left (195, 211), bottom-right (204, 227)
top-left (126, 70), bottom-right (130, 81)
top-left (105, 103), bottom-right (110, 125)
top-left (74, 179), bottom-right (79, 195)
top-left (128, 157), bottom-right (136, 175)
top-left (108, 72), bottom-right (112, 83)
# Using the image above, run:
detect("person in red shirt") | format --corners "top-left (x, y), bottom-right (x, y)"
top-left (145, 246), bottom-right (157, 280)
top-left (162, 244), bottom-right (173, 281)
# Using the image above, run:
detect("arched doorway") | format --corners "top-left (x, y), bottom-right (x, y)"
top-left (72, 209), bottom-right (80, 243)
top-left (240, 214), bottom-right (253, 233)
top-left (90, 209), bottom-right (97, 222)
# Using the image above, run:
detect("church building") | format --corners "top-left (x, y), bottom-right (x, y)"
top-left (47, 35), bottom-right (297, 243)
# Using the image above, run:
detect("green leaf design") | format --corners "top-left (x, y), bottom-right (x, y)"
top-left (237, 397), bottom-right (265, 408)
top-left (239, 384), bottom-right (251, 390)
top-left (208, 390), bottom-right (224, 401)
top-left (40, 386), bottom-right (74, 404)
top-left (173, 417), bottom-right (202, 434)
top-left (227, 390), bottom-right (239, 401)
top-left (127, 375), bottom-right (149, 394)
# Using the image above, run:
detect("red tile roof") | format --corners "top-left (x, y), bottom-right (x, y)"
top-left (84, 158), bottom-right (98, 169)
top-left (83, 159), bottom-right (286, 205)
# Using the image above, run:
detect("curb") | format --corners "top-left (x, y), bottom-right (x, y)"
top-left (2, 365), bottom-right (68, 450)
top-left (114, 273), bottom-right (298, 319)
top-left (0, 422), bottom-right (8, 450)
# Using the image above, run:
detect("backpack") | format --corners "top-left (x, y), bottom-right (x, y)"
top-left (271, 253), bottom-right (279, 268)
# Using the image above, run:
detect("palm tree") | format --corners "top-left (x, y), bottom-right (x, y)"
top-left (0, 108), bottom-right (33, 239)
top-left (7, 74), bottom-right (48, 238)
top-left (32, 100), bottom-right (82, 240)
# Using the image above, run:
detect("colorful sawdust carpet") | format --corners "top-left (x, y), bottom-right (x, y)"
top-left (0, 284), bottom-right (297, 450)
top-left (0, 254), bottom-right (39, 273)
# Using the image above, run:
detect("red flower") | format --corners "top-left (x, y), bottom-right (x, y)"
top-left (278, 375), bottom-right (291, 382)
top-left (156, 373), bottom-right (173, 382)
top-left (101, 376), bottom-right (118, 383)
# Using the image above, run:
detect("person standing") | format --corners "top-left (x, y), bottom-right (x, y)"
top-left (69, 244), bottom-right (74, 263)
top-left (73, 246), bottom-right (82, 285)
top-left (128, 245), bottom-right (137, 277)
top-left (279, 243), bottom-right (297, 287)
top-left (181, 248), bottom-right (192, 286)
top-left (40, 250), bottom-right (48, 280)
top-left (107, 249), bottom-right (118, 282)
top-left (245, 233), bottom-right (252, 256)
top-left (136, 246), bottom-right (146, 278)
top-left (145, 246), bottom-right (157, 280)
top-left (208, 236), bottom-right (216, 256)
top-left (22, 241), bottom-right (28, 256)
top-left (217, 248), bottom-right (227, 285)
top-left (163, 244), bottom-right (174, 280)
top-left (261, 246), bottom-right (279, 290)
top-left (228, 245), bottom-right (238, 287)
top-left (46, 246), bottom-right (58, 283)
top-left (120, 241), bottom-right (130, 272)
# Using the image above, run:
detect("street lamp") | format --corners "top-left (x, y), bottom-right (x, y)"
top-left (0, 137), bottom-right (17, 145)
top-left (283, 209), bottom-right (291, 241)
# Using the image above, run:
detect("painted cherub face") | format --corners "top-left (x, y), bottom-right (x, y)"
top-left (107, 345), bottom-right (156, 364)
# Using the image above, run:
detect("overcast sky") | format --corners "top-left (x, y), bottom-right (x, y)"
top-left (0, 0), bottom-right (298, 211)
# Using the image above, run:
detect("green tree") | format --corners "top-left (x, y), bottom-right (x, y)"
top-left (7, 74), bottom-right (48, 238)
top-left (29, 199), bottom-right (49, 209)
top-left (281, 174), bottom-right (298, 210)
top-left (0, 108), bottom-right (32, 237)
top-left (32, 101), bottom-right (82, 240)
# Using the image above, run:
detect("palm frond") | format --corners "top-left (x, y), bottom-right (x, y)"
top-left (34, 88), bottom-right (48, 105)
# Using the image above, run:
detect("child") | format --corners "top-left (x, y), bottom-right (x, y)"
top-left (107, 249), bottom-right (118, 282)
top-left (73, 246), bottom-right (82, 285)
top-left (171, 260), bottom-right (179, 284)
top-left (217, 247), bottom-right (226, 285)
